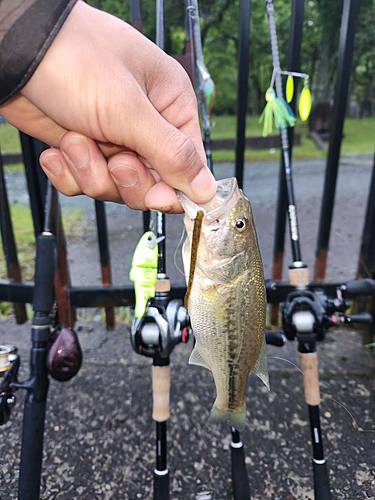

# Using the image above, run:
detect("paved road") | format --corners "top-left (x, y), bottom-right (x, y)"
top-left (0, 319), bottom-right (374, 499)
top-left (4, 154), bottom-right (374, 288)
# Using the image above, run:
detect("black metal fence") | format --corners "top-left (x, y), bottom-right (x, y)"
top-left (0, 0), bottom-right (374, 331)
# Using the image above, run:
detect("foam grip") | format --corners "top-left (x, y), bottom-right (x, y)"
top-left (231, 444), bottom-right (251, 500)
top-left (33, 234), bottom-right (56, 313)
top-left (313, 460), bottom-right (332, 500)
top-left (152, 365), bottom-right (171, 422)
top-left (345, 279), bottom-right (375, 297)
top-left (153, 470), bottom-right (170, 500)
top-left (18, 400), bottom-right (47, 500)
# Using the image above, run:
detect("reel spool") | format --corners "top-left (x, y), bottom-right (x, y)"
top-left (0, 345), bottom-right (18, 379)
top-left (0, 345), bottom-right (19, 425)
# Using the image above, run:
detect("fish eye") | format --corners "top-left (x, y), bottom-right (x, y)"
top-left (147, 236), bottom-right (152, 241)
top-left (234, 216), bottom-right (247, 232)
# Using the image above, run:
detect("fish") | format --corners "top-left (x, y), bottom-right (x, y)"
top-left (178, 177), bottom-right (269, 431)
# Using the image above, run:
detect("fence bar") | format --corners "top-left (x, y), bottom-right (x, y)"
top-left (314, 0), bottom-right (359, 281)
top-left (20, 133), bottom-right (48, 238)
top-left (50, 190), bottom-right (75, 327)
top-left (234, 0), bottom-right (251, 189)
top-left (0, 154), bottom-right (27, 323)
top-left (356, 151), bottom-right (375, 344)
top-left (0, 281), bottom-right (34, 303)
top-left (95, 200), bottom-right (115, 330)
top-left (131, 0), bottom-right (143, 32)
top-left (270, 0), bottom-right (304, 325)
top-left (0, 280), bottom-right (346, 307)
top-left (357, 150), bottom-right (375, 280)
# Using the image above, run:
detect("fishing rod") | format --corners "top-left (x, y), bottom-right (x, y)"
top-left (186, 0), bottom-right (216, 172)
top-left (129, 3), bottom-right (192, 499)
top-left (264, 2), bottom-right (374, 499)
top-left (264, 2), bottom-right (330, 497)
top-left (0, 180), bottom-right (83, 499)
top-left (15, 181), bottom-right (57, 499)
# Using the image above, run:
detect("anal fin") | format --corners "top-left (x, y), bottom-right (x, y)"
top-left (188, 345), bottom-right (211, 371)
top-left (253, 336), bottom-right (270, 390)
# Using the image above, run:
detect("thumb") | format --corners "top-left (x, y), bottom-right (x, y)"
top-left (127, 100), bottom-right (217, 204)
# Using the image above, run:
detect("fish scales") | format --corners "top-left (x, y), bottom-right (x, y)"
top-left (178, 177), bottom-right (269, 431)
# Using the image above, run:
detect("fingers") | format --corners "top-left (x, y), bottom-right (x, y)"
top-left (107, 152), bottom-right (156, 210)
top-left (41, 133), bottom-right (122, 202)
top-left (39, 149), bottom-right (82, 197)
top-left (144, 182), bottom-right (183, 214)
top-left (40, 132), bottom-right (168, 210)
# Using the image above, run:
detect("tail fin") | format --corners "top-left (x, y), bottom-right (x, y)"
top-left (209, 402), bottom-right (246, 431)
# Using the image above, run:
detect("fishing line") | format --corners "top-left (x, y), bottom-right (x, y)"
top-left (173, 226), bottom-right (186, 277)
top-left (268, 355), bottom-right (375, 433)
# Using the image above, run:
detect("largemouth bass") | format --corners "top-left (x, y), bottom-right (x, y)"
top-left (178, 177), bottom-right (269, 431)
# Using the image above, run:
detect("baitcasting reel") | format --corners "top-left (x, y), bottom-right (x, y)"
top-left (282, 280), bottom-right (374, 342)
top-left (0, 345), bottom-right (20, 425)
top-left (131, 299), bottom-right (190, 358)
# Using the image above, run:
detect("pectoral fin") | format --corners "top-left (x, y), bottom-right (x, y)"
top-left (253, 336), bottom-right (270, 390)
top-left (188, 345), bottom-right (211, 371)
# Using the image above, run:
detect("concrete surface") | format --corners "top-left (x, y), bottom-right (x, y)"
top-left (0, 319), bottom-right (374, 499)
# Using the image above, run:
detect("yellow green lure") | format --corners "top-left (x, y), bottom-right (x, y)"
top-left (130, 231), bottom-right (164, 318)
top-left (299, 86), bottom-right (312, 121)
top-left (259, 88), bottom-right (296, 137)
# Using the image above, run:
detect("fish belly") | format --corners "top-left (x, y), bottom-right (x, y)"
top-left (188, 266), bottom-right (267, 429)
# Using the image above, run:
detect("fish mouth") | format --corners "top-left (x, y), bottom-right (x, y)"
top-left (177, 178), bottom-right (239, 222)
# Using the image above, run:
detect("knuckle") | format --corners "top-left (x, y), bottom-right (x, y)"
top-left (165, 132), bottom-right (198, 177)
top-left (83, 185), bottom-right (105, 200)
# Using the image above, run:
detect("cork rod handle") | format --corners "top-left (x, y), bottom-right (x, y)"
top-left (152, 365), bottom-right (171, 422)
top-left (299, 352), bottom-right (320, 406)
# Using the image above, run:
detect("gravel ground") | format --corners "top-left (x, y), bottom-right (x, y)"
top-left (0, 318), bottom-right (374, 500)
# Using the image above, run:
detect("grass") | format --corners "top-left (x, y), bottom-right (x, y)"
top-left (0, 205), bottom-right (86, 318)
top-left (1, 117), bottom-right (374, 166)
top-left (210, 115), bottom-right (375, 163)
top-left (0, 123), bottom-right (22, 153)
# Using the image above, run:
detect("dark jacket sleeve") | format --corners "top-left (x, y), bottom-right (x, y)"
top-left (0, 0), bottom-right (78, 105)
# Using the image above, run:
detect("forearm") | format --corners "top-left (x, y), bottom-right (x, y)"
top-left (0, 0), bottom-right (78, 105)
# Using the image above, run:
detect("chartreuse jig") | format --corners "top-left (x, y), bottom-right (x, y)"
top-left (130, 231), bottom-right (164, 318)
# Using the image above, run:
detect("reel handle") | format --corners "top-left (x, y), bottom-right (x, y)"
top-left (344, 312), bottom-right (373, 324)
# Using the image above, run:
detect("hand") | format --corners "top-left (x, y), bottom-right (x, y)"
top-left (0, 1), bottom-right (216, 212)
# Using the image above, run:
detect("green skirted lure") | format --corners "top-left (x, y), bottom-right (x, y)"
top-left (259, 88), bottom-right (296, 137)
top-left (130, 231), bottom-right (162, 318)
